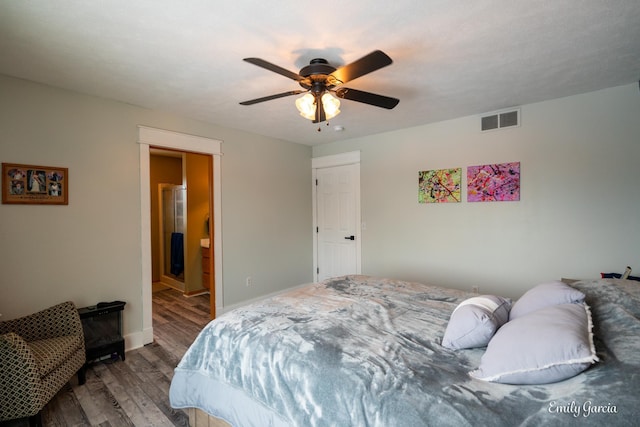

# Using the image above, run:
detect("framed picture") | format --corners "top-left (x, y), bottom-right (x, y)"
top-left (418, 168), bottom-right (462, 203)
top-left (2, 163), bottom-right (68, 205)
top-left (467, 161), bottom-right (520, 202)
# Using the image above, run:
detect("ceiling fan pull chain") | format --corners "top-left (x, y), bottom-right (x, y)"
top-left (316, 121), bottom-right (332, 132)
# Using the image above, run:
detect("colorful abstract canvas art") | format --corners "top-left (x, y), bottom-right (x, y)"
top-left (418, 168), bottom-right (461, 203)
top-left (467, 162), bottom-right (520, 202)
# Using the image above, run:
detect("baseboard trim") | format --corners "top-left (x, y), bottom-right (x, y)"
top-left (124, 329), bottom-right (150, 352)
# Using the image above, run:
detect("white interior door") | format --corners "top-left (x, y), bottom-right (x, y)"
top-left (315, 162), bottom-right (361, 281)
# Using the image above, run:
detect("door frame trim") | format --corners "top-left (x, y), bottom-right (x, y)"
top-left (311, 151), bottom-right (361, 282)
top-left (138, 126), bottom-right (223, 345)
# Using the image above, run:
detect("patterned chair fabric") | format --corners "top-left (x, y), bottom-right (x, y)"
top-left (0, 301), bottom-right (86, 424)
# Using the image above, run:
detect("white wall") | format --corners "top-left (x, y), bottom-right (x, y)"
top-left (313, 84), bottom-right (640, 298)
top-left (0, 74), bottom-right (313, 339)
top-left (220, 131), bottom-right (313, 304)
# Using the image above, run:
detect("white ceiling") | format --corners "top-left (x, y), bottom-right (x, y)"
top-left (1, 1), bottom-right (639, 146)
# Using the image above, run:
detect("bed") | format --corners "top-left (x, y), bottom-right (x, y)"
top-left (169, 275), bottom-right (640, 426)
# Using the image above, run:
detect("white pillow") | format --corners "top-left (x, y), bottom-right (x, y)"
top-left (509, 281), bottom-right (585, 321)
top-left (470, 303), bottom-right (598, 384)
top-left (442, 295), bottom-right (512, 350)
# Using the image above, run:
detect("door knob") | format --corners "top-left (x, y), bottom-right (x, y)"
top-left (344, 235), bottom-right (355, 240)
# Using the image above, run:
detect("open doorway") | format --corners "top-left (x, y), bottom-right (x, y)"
top-left (150, 149), bottom-right (210, 296)
top-left (138, 126), bottom-right (222, 348)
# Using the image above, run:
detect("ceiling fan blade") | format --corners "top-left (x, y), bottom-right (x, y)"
top-left (329, 50), bottom-right (393, 85)
top-left (240, 90), bottom-right (306, 105)
top-left (243, 58), bottom-right (304, 81)
top-left (335, 88), bottom-right (399, 109)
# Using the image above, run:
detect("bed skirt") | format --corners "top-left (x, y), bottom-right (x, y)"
top-left (187, 408), bottom-right (231, 427)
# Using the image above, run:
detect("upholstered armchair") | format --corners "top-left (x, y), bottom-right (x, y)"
top-left (0, 301), bottom-right (86, 426)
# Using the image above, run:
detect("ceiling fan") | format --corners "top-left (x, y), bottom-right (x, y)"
top-left (239, 50), bottom-right (399, 127)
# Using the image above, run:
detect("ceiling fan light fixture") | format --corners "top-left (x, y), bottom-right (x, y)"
top-left (295, 93), bottom-right (316, 120)
top-left (321, 92), bottom-right (340, 120)
top-left (295, 92), bottom-right (341, 121)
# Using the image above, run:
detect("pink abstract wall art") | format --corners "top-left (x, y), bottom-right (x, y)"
top-left (467, 162), bottom-right (520, 202)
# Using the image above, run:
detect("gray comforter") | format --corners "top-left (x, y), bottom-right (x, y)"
top-left (170, 276), bottom-right (640, 426)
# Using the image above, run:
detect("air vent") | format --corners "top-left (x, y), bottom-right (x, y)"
top-left (481, 109), bottom-right (520, 131)
top-left (481, 115), bottom-right (499, 131)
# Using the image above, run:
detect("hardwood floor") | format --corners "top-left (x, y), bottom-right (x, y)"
top-left (1, 289), bottom-right (211, 427)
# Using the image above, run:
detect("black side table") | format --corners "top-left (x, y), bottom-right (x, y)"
top-left (78, 301), bottom-right (126, 363)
